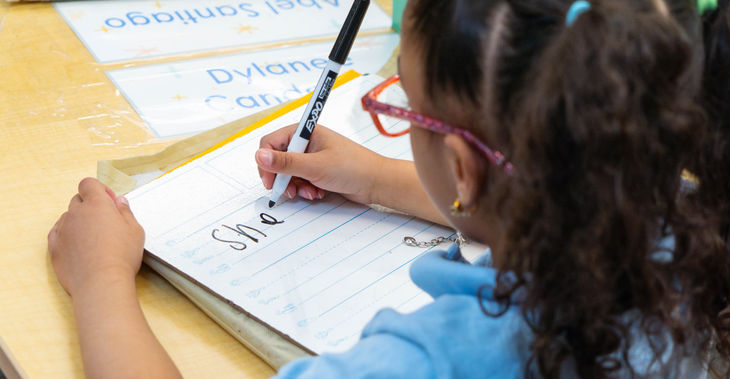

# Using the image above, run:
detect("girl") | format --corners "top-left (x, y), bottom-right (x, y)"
top-left (49, 0), bottom-right (730, 377)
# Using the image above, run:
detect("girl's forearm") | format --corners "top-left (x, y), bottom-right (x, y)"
top-left (72, 274), bottom-right (181, 379)
top-left (372, 158), bottom-right (448, 226)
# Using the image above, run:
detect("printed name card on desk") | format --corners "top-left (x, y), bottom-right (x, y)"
top-left (107, 33), bottom-right (399, 138)
top-left (55, 0), bottom-right (392, 63)
top-left (126, 74), bottom-right (456, 354)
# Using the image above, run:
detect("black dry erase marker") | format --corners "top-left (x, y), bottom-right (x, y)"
top-left (269, 0), bottom-right (371, 208)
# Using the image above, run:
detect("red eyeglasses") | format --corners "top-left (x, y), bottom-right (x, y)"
top-left (361, 75), bottom-right (513, 175)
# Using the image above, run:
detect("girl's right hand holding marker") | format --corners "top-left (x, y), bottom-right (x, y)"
top-left (256, 124), bottom-right (387, 206)
top-left (256, 124), bottom-right (447, 225)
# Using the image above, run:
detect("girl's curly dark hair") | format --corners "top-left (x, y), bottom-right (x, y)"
top-left (698, 0), bottom-right (730, 242)
top-left (410, 0), bottom-right (730, 377)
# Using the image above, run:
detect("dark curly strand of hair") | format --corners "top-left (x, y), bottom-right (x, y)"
top-left (699, 0), bottom-right (730, 242)
top-left (410, 0), bottom-right (730, 377)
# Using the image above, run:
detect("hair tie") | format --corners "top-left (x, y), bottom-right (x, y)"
top-left (566, 0), bottom-right (591, 26)
top-left (698, 0), bottom-right (718, 14)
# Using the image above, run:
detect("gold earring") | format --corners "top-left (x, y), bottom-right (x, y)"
top-left (450, 198), bottom-right (476, 217)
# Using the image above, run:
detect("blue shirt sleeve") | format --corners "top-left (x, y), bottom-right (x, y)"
top-left (274, 333), bottom-right (435, 379)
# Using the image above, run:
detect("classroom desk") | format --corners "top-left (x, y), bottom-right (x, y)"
top-left (0, 0), bottom-right (392, 377)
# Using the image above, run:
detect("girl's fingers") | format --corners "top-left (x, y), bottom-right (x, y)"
top-left (115, 196), bottom-right (137, 224)
top-left (296, 182), bottom-right (322, 201)
top-left (260, 171), bottom-right (275, 190)
top-left (68, 193), bottom-right (83, 210)
top-left (285, 182), bottom-right (297, 199)
top-left (48, 212), bottom-right (67, 246)
top-left (104, 186), bottom-right (117, 200)
top-left (78, 177), bottom-right (113, 203)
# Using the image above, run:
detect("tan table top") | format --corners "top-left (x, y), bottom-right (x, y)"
top-left (0, 0), bottom-right (391, 377)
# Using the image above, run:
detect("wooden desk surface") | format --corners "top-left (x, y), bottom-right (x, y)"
top-left (0, 1), bottom-right (391, 377)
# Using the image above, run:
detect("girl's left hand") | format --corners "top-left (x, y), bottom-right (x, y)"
top-left (48, 177), bottom-right (145, 298)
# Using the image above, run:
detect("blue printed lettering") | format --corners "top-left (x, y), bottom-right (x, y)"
top-left (238, 3), bottom-right (260, 17)
top-left (127, 11), bottom-right (150, 26)
top-left (207, 69), bottom-right (234, 84)
top-left (175, 10), bottom-right (198, 24)
top-left (237, 96), bottom-right (260, 108)
top-left (298, 0), bottom-right (322, 9)
top-left (264, 1), bottom-right (279, 15)
top-left (205, 95), bottom-right (232, 111)
top-left (233, 68), bottom-right (254, 84)
top-left (310, 58), bottom-right (327, 69)
top-left (251, 63), bottom-right (266, 76)
top-left (105, 18), bottom-right (126, 28)
top-left (216, 5), bottom-right (238, 16)
top-left (152, 12), bottom-right (174, 23)
top-left (288, 60), bottom-right (311, 73)
top-left (274, 0), bottom-right (295, 10)
top-left (265, 63), bottom-right (288, 75)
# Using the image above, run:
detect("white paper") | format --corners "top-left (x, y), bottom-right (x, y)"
top-left (106, 33), bottom-right (400, 138)
top-left (126, 76), bottom-right (456, 354)
top-left (54, 0), bottom-right (393, 63)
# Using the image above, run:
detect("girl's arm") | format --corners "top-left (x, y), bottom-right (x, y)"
top-left (72, 274), bottom-right (181, 379)
top-left (48, 178), bottom-right (181, 379)
top-left (368, 157), bottom-right (447, 225)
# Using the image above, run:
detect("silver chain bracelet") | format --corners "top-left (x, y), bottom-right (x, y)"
top-left (403, 232), bottom-right (467, 248)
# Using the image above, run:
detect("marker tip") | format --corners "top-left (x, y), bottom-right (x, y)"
top-left (268, 200), bottom-right (276, 208)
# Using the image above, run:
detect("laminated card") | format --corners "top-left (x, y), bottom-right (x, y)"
top-left (106, 33), bottom-right (400, 138)
top-left (55, 0), bottom-right (393, 63)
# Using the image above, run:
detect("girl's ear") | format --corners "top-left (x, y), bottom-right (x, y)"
top-left (443, 134), bottom-right (487, 209)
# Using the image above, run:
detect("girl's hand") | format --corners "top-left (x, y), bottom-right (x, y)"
top-left (256, 124), bottom-right (386, 205)
top-left (48, 177), bottom-right (145, 298)
top-left (49, 179), bottom-right (180, 378)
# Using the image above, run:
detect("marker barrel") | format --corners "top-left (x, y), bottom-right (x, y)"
top-left (268, 60), bottom-right (343, 206)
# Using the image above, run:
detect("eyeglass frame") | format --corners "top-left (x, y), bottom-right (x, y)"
top-left (360, 74), bottom-right (514, 175)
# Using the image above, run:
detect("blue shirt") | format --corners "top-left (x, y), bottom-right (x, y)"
top-left (275, 244), bottom-right (533, 378)
top-left (274, 242), bottom-right (707, 378)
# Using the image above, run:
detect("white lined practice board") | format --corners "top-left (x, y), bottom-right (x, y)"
top-left (55, 0), bottom-right (393, 63)
top-left (127, 75), bottom-right (457, 354)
